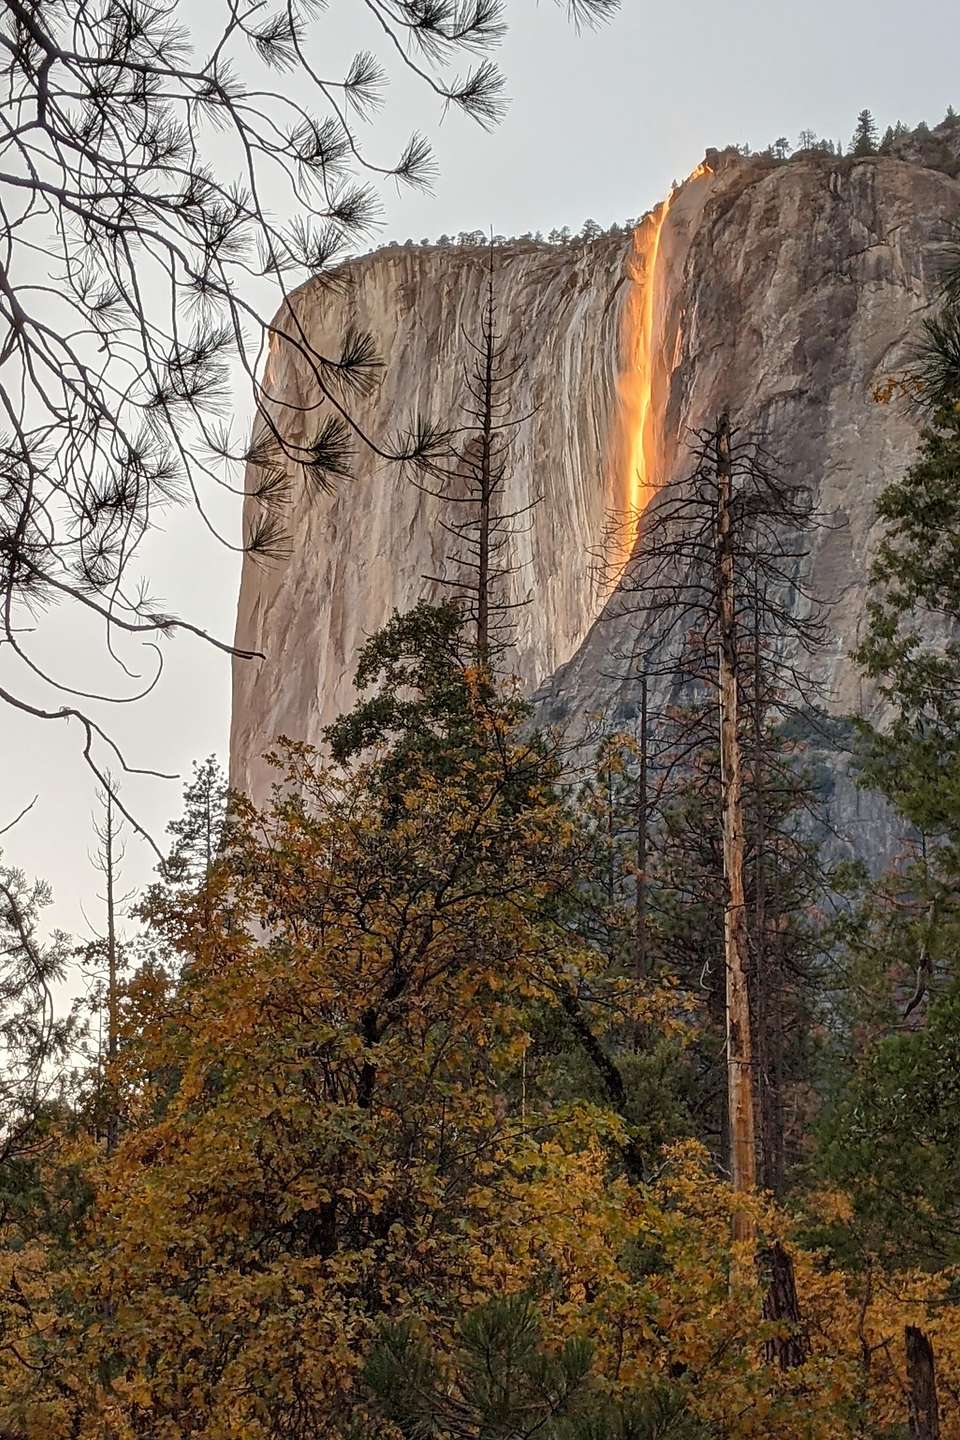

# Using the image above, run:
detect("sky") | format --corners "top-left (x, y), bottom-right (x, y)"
top-left (3, 0), bottom-right (958, 947)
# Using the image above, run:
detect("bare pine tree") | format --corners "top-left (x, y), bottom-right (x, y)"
top-left (420, 245), bottom-right (538, 672)
top-left (76, 776), bottom-right (134, 1147)
top-left (607, 413), bottom-right (830, 1240)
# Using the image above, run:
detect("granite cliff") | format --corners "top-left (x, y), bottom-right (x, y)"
top-left (231, 152), bottom-right (960, 857)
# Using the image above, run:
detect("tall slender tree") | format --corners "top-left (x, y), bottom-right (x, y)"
top-left (0, 850), bottom-right (75, 1179)
top-left (77, 777), bottom-right (132, 1149)
top-left (609, 414), bottom-right (828, 1236)
top-left (419, 245), bottom-right (537, 672)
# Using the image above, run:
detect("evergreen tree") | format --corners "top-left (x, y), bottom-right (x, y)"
top-left (363, 1296), bottom-right (595, 1438)
top-left (160, 755), bottom-right (229, 889)
top-left (414, 248), bottom-right (537, 671)
top-left (857, 409), bottom-right (960, 831)
top-left (814, 373), bottom-right (960, 1268)
top-left (363, 1296), bottom-right (707, 1439)
top-left (851, 109), bottom-right (879, 155)
top-left (0, 858), bottom-right (76, 1178)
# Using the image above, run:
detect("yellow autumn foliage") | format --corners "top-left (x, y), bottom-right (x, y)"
top-left (3, 740), bottom-right (960, 1438)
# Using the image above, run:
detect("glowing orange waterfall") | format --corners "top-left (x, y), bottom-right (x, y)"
top-left (622, 195), bottom-right (673, 523)
top-left (616, 163), bottom-right (711, 559)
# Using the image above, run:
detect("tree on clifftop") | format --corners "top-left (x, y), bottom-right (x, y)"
top-left (852, 108), bottom-right (879, 155)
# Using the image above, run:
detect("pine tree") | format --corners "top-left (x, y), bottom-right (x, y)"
top-left (161, 756), bottom-right (229, 889)
top-left (609, 415), bottom-right (828, 1238)
top-left (363, 1296), bottom-right (595, 1438)
top-left (0, 856), bottom-right (76, 1177)
top-left (77, 779), bottom-right (133, 1150)
top-left (363, 1296), bottom-right (708, 1439)
top-left (851, 109), bottom-right (879, 155)
top-left (415, 247), bottom-right (537, 673)
top-left (816, 372), bottom-right (960, 1269)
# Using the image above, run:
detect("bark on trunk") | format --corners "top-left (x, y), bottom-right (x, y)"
top-left (635, 666), bottom-right (648, 981)
top-left (906, 1325), bottom-right (940, 1439)
top-left (716, 411), bottom-right (757, 1238)
top-left (759, 1241), bottom-right (807, 1369)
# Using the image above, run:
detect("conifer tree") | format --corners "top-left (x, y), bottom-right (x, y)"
top-left (608, 416), bottom-right (829, 1243)
top-left (852, 109), bottom-right (879, 155)
top-left (77, 779), bottom-right (133, 1150)
top-left (160, 756), bottom-right (229, 889)
top-left (811, 241), bottom-right (960, 1273)
top-left (417, 247), bottom-right (537, 672)
top-left (0, 855), bottom-right (76, 1178)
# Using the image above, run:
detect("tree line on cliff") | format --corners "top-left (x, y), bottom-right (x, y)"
top-left (5, 1), bottom-right (960, 1435)
top-left (370, 106), bottom-right (960, 257)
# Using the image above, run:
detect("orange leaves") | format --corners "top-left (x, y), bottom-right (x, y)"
top-left (17, 730), bottom-right (960, 1439)
top-left (873, 372), bottom-right (927, 405)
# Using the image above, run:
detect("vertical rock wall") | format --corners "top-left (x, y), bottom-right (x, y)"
top-left (535, 156), bottom-right (960, 862)
top-left (232, 154), bottom-right (960, 838)
top-left (231, 232), bottom-right (639, 804)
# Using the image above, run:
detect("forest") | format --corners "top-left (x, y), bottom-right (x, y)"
top-left (3, 2), bottom-right (960, 1438)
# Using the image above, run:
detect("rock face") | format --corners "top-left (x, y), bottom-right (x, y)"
top-left (231, 230), bottom-right (632, 803)
top-left (231, 153), bottom-right (960, 859)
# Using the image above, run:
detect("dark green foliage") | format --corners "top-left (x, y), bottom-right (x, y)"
top-left (818, 985), bottom-right (960, 1267)
top-left (857, 410), bottom-right (960, 835)
top-left (851, 109), bottom-right (879, 155)
top-left (323, 601), bottom-right (554, 830)
top-left (364, 1295), bottom-right (593, 1438)
top-left (0, 862), bottom-right (77, 1171)
top-left (159, 755), bottom-right (230, 887)
top-left (325, 601), bottom-right (517, 764)
top-left (363, 1295), bottom-right (707, 1439)
top-left (916, 313), bottom-right (960, 415)
top-left (810, 355), bottom-right (960, 1270)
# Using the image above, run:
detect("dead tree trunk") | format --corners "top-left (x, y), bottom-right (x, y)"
top-left (906, 1326), bottom-right (940, 1439)
top-left (104, 787), bottom-right (119, 1152)
top-left (751, 605), bottom-right (787, 1196)
top-left (90, 779), bottom-right (127, 1154)
top-left (759, 1241), bottom-right (807, 1369)
top-left (635, 666), bottom-right (649, 981)
top-left (716, 410), bottom-right (757, 1233)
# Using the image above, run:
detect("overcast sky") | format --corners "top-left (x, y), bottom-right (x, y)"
top-left (3, 0), bottom-right (958, 946)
